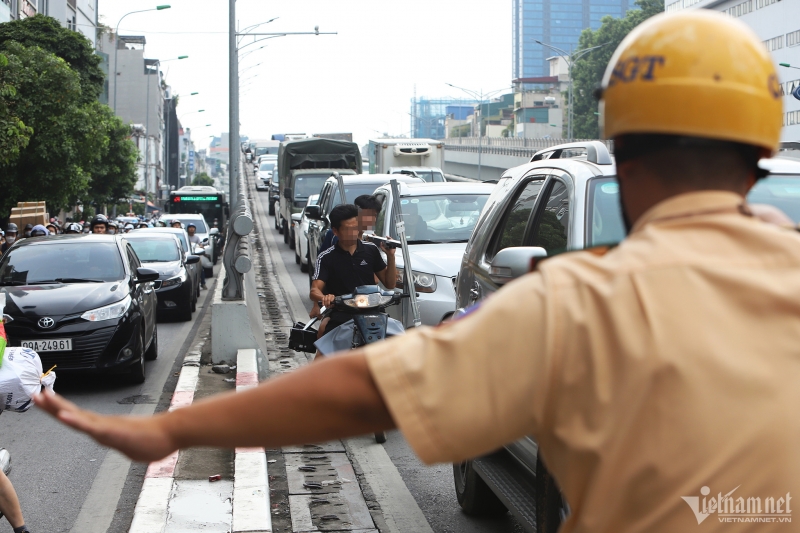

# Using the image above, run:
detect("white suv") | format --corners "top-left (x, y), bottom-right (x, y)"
top-left (162, 213), bottom-right (218, 277)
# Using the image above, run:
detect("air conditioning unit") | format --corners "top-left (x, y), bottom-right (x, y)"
top-left (393, 143), bottom-right (431, 157)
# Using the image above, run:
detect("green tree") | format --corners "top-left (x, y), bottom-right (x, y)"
top-left (0, 14), bottom-right (104, 104)
top-left (0, 42), bottom-right (101, 215)
top-left (0, 53), bottom-right (33, 165)
top-left (82, 102), bottom-right (139, 207)
top-left (570, 0), bottom-right (664, 139)
top-left (192, 172), bottom-right (215, 187)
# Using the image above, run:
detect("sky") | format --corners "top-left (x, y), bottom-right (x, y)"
top-left (98, 0), bottom-right (512, 151)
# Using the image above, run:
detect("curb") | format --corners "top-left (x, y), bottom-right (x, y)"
top-left (128, 348), bottom-right (202, 533)
top-left (232, 348), bottom-right (272, 533)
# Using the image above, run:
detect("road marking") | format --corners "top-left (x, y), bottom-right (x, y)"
top-left (166, 480), bottom-right (233, 533)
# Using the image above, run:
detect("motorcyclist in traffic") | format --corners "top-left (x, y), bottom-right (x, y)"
top-left (64, 223), bottom-right (82, 235)
top-left (1, 224), bottom-right (18, 254)
top-left (0, 450), bottom-right (30, 533)
top-left (21, 225), bottom-right (32, 239)
top-left (186, 224), bottom-right (207, 290)
top-left (28, 225), bottom-right (48, 238)
top-left (107, 221), bottom-right (118, 235)
top-left (90, 215), bottom-right (109, 234)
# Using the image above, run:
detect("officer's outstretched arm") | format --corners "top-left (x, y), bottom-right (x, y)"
top-left (35, 351), bottom-right (394, 463)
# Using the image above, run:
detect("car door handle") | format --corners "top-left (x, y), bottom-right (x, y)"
top-left (470, 281), bottom-right (481, 300)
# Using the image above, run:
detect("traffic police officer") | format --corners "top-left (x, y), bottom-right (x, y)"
top-left (36, 11), bottom-right (799, 533)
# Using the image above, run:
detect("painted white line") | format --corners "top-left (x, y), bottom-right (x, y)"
top-left (166, 479), bottom-right (233, 533)
top-left (232, 451), bottom-right (272, 533)
top-left (345, 436), bottom-right (435, 533)
top-left (232, 348), bottom-right (273, 533)
top-left (128, 477), bottom-right (174, 533)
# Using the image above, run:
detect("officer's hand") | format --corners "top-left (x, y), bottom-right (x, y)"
top-left (34, 391), bottom-right (176, 463)
top-left (322, 294), bottom-right (336, 308)
top-left (381, 236), bottom-right (396, 257)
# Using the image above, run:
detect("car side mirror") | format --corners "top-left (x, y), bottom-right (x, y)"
top-left (135, 267), bottom-right (160, 284)
top-left (209, 228), bottom-right (219, 236)
top-left (305, 205), bottom-right (321, 220)
top-left (283, 188), bottom-right (292, 199)
top-left (489, 247), bottom-right (547, 285)
top-left (186, 255), bottom-right (201, 264)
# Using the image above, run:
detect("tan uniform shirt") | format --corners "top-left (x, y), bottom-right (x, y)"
top-left (365, 191), bottom-right (800, 533)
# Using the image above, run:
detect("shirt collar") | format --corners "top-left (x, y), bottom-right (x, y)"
top-left (631, 191), bottom-right (746, 234)
top-left (335, 240), bottom-right (364, 254)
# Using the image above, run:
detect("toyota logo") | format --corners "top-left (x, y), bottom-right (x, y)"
top-left (38, 317), bottom-right (55, 329)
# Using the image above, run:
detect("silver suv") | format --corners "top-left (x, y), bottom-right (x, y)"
top-left (452, 141), bottom-right (800, 532)
top-left (452, 141), bottom-right (618, 533)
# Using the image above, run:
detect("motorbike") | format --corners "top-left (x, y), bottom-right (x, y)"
top-left (290, 285), bottom-right (406, 443)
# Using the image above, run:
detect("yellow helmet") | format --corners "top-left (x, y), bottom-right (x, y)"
top-left (600, 10), bottom-right (782, 154)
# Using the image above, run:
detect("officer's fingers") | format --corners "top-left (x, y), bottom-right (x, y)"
top-left (34, 390), bottom-right (80, 418)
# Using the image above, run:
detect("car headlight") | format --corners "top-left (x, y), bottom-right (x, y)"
top-left (81, 295), bottom-right (132, 322)
top-left (395, 268), bottom-right (437, 293)
top-left (343, 293), bottom-right (394, 309)
top-left (161, 271), bottom-right (186, 288)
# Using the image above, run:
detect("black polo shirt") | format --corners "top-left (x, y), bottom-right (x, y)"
top-left (313, 240), bottom-right (387, 296)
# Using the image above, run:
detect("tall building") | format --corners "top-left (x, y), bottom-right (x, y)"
top-left (1, 0), bottom-right (38, 23)
top-left (39, 0), bottom-right (98, 47)
top-left (410, 97), bottom-right (480, 139)
top-left (512, 0), bottom-right (631, 80)
top-left (667, 0), bottom-right (800, 142)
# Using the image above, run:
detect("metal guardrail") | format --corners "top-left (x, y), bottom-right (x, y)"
top-left (444, 137), bottom-right (613, 158)
top-left (222, 172), bottom-right (254, 301)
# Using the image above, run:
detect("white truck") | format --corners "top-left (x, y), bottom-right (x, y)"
top-left (367, 138), bottom-right (446, 182)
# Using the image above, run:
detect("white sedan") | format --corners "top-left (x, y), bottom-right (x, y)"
top-left (292, 194), bottom-right (320, 273)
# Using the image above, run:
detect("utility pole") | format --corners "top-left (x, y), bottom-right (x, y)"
top-left (229, 0), bottom-right (239, 201)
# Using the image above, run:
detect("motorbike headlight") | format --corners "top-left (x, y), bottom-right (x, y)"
top-left (161, 272), bottom-right (186, 288)
top-left (395, 268), bottom-right (437, 294)
top-left (81, 295), bottom-right (132, 322)
top-left (343, 293), bottom-right (393, 309)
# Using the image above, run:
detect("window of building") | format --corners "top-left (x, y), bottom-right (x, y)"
top-left (756, 0), bottom-right (777, 8)
top-left (764, 35), bottom-right (783, 52)
top-left (724, 0), bottom-right (753, 17)
top-left (787, 30), bottom-right (800, 48)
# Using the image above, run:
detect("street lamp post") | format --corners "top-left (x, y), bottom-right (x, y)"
top-left (446, 84), bottom-right (509, 180)
top-left (113, 5), bottom-right (171, 113)
top-left (533, 40), bottom-right (609, 141)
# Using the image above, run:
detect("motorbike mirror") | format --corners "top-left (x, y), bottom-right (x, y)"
top-left (489, 246), bottom-right (547, 285)
top-left (209, 228), bottom-right (220, 236)
top-left (202, 237), bottom-right (209, 243)
top-left (186, 255), bottom-right (201, 264)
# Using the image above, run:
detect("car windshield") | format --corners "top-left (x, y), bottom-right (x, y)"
top-left (294, 174), bottom-right (331, 204)
top-left (0, 242), bottom-right (125, 284)
top-left (586, 177), bottom-right (627, 247)
top-left (167, 217), bottom-right (208, 233)
top-left (396, 170), bottom-right (444, 183)
top-left (746, 175), bottom-right (800, 222)
top-left (136, 230), bottom-right (189, 253)
top-left (391, 194), bottom-right (489, 243)
top-left (127, 238), bottom-right (180, 262)
top-left (330, 184), bottom-right (383, 210)
top-left (259, 163), bottom-right (275, 172)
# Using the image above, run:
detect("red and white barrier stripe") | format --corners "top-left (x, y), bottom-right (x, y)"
top-left (128, 351), bottom-right (201, 533)
top-left (232, 349), bottom-right (272, 533)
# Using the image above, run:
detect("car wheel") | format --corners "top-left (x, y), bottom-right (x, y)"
top-left (179, 298), bottom-right (192, 321)
top-left (191, 290), bottom-right (197, 313)
top-left (452, 461), bottom-right (507, 516)
top-left (145, 327), bottom-right (159, 361)
top-left (301, 250), bottom-right (309, 273)
top-left (295, 245), bottom-right (301, 264)
top-left (283, 221), bottom-right (289, 244)
top-left (277, 215), bottom-right (283, 233)
top-left (535, 455), bottom-right (566, 533)
top-left (269, 201), bottom-right (275, 216)
top-left (128, 332), bottom-right (147, 384)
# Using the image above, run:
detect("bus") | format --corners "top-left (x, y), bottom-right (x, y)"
top-left (167, 186), bottom-right (228, 233)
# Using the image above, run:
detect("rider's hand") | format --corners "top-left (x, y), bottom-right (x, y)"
top-left (310, 302), bottom-right (321, 318)
top-left (322, 294), bottom-right (336, 308)
top-left (34, 391), bottom-right (176, 463)
top-left (380, 236), bottom-right (396, 257)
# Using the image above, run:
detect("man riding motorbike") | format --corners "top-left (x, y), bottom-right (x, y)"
top-left (186, 224), bottom-right (207, 290)
top-left (310, 204), bottom-right (396, 348)
top-left (90, 215), bottom-right (109, 234)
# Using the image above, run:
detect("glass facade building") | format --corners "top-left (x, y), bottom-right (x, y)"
top-left (513, 0), bottom-right (631, 79)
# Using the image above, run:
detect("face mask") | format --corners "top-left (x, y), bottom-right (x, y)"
top-left (5, 236), bottom-right (15, 244)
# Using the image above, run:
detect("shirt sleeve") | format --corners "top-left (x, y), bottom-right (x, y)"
top-left (363, 271), bottom-right (557, 465)
top-left (370, 245), bottom-right (387, 273)
top-left (313, 252), bottom-right (329, 282)
top-left (321, 230), bottom-right (334, 250)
